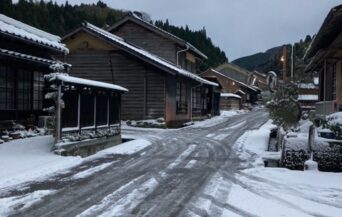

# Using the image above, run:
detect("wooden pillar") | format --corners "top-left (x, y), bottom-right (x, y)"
top-left (94, 95), bottom-right (97, 132)
top-left (55, 83), bottom-right (62, 142)
top-left (143, 73), bottom-right (147, 118)
top-left (107, 94), bottom-right (110, 127)
top-left (77, 92), bottom-right (81, 134)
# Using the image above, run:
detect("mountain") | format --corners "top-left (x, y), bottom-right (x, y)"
top-left (0, 0), bottom-right (227, 70)
top-left (232, 46), bottom-right (282, 74)
top-left (232, 35), bottom-right (314, 82)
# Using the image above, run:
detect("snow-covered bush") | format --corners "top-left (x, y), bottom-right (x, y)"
top-left (323, 112), bottom-right (342, 140)
top-left (266, 83), bottom-right (301, 130)
top-left (282, 136), bottom-right (342, 171)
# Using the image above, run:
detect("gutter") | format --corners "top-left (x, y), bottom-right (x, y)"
top-left (176, 44), bottom-right (190, 66)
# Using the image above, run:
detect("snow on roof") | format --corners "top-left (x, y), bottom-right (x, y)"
top-left (221, 93), bottom-right (241, 99)
top-left (313, 77), bottom-right (319, 85)
top-left (298, 83), bottom-right (318, 89)
top-left (0, 48), bottom-right (56, 65)
top-left (84, 22), bottom-right (218, 87)
top-left (0, 14), bottom-right (68, 54)
top-left (268, 71), bottom-right (277, 78)
top-left (235, 89), bottom-right (246, 95)
top-left (113, 13), bottom-right (207, 60)
top-left (209, 68), bottom-right (256, 91)
top-left (48, 74), bottom-right (128, 92)
top-left (298, 95), bottom-right (318, 101)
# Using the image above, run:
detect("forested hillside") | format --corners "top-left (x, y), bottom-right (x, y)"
top-left (0, 0), bottom-right (227, 70)
top-left (233, 35), bottom-right (314, 82)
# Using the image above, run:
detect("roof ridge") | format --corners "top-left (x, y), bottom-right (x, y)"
top-left (81, 22), bottom-right (217, 87)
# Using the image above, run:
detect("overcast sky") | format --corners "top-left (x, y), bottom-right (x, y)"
top-left (49, 0), bottom-right (340, 61)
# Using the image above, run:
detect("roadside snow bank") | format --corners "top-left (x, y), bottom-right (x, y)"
top-left (0, 137), bottom-right (152, 189)
top-left (0, 136), bottom-right (82, 189)
top-left (228, 119), bottom-right (342, 217)
top-left (234, 120), bottom-right (276, 166)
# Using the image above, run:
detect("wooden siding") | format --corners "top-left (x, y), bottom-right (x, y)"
top-left (111, 21), bottom-right (178, 64)
top-left (165, 74), bottom-right (192, 126)
top-left (65, 50), bottom-right (166, 120)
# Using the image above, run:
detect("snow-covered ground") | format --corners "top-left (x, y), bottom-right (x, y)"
top-left (193, 120), bottom-right (342, 217)
top-left (188, 110), bottom-right (246, 128)
top-left (0, 110), bottom-right (244, 191)
top-left (0, 136), bottom-right (151, 190)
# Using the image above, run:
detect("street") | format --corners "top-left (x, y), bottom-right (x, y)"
top-left (1, 110), bottom-right (267, 217)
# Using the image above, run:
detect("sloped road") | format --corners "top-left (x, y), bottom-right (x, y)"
top-left (4, 110), bottom-right (268, 217)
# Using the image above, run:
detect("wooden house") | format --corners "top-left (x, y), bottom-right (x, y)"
top-left (108, 13), bottom-right (219, 119)
top-left (220, 93), bottom-right (241, 110)
top-left (201, 68), bottom-right (259, 105)
top-left (253, 71), bottom-right (268, 90)
top-left (62, 22), bottom-right (218, 127)
top-left (108, 12), bottom-right (207, 73)
top-left (0, 14), bottom-right (127, 154)
top-left (215, 62), bottom-right (250, 83)
top-left (304, 4), bottom-right (342, 118)
top-left (297, 82), bottom-right (319, 111)
top-left (0, 13), bottom-right (68, 129)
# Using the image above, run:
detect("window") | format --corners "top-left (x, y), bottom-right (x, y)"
top-left (0, 66), bottom-right (15, 110)
top-left (176, 82), bottom-right (188, 114)
top-left (33, 71), bottom-right (44, 110)
top-left (17, 69), bottom-right (32, 110)
top-left (0, 66), bottom-right (44, 111)
top-left (192, 87), bottom-right (201, 109)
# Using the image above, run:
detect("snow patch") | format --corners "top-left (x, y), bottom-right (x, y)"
top-left (0, 190), bottom-right (55, 216)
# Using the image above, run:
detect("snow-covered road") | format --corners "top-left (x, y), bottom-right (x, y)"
top-left (1, 109), bottom-right (341, 217)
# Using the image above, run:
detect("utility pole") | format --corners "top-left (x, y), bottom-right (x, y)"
top-left (291, 44), bottom-right (294, 81)
top-left (281, 46), bottom-right (287, 82)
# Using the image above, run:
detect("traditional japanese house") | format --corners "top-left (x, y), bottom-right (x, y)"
top-left (108, 13), bottom-right (218, 119)
top-left (0, 13), bottom-right (68, 129)
top-left (108, 12), bottom-right (207, 72)
top-left (201, 68), bottom-right (259, 105)
top-left (304, 4), bottom-right (342, 118)
top-left (297, 82), bottom-right (319, 111)
top-left (253, 71), bottom-right (268, 90)
top-left (220, 93), bottom-right (242, 110)
top-left (215, 62), bottom-right (250, 83)
top-left (62, 22), bottom-right (218, 127)
top-left (0, 14), bottom-right (127, 154)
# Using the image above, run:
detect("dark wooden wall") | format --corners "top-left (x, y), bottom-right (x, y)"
top-left (111, 21), bottom-right (178, 64)
top-left (65, 50), bottom-right (166, 120)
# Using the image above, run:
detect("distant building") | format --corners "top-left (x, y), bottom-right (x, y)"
top-left (304, 4), bottom-right (342, 118)
top-left (297, 82), bottom-right (319, 111)
top-left (201, 68), bottom-right (260, 106)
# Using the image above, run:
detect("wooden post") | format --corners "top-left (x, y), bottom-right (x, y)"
top-left (94, 95), bottom-right (97, 132)
top-left (107, 95), bottom-right (110, 128)
top-left (282, 46), bottom-right (287, 82)
top-left (308, 124), bottom-right (315, 155)
top-left (77, 92), bottom-right (81, 134)
top-left (56, 83), bottom-right (62, 142)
